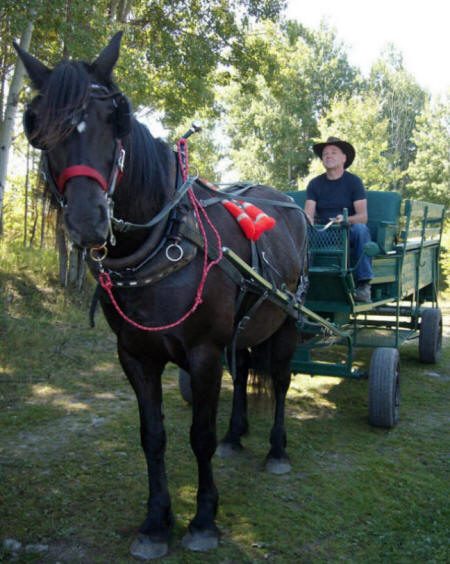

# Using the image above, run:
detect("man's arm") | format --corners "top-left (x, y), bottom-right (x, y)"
top-left (335, 199), bottom-right (368, 224)
top-left (350, 199), bottom-right (368, 224)
top-left (304, 199), bottom-right (316, 224)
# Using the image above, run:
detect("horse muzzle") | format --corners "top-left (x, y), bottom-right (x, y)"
top-left (63, 204), bottom-right (109, 249)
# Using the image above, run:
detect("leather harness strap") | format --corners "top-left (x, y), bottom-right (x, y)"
top-left (57, 165), bottom-right (108, 193)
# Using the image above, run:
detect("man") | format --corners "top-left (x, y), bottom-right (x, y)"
top-left (305, 136), bottom-right (372, 302)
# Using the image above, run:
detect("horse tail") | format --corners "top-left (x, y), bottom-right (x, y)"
top-left (248, 342), bottom-right (273, 397)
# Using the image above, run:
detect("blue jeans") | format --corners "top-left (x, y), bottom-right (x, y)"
top-left (350, 224), bottom-right (373, 282)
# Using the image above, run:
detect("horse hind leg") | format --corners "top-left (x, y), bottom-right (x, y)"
top-left (216, 348), bottom-right (250, 458)
top-left (264, 318), bottom-right (298, 475)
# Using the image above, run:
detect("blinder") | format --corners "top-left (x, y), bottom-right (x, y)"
top-left (113, 94), bottom-right (132, 139)
top-left (23, 95), bottom-right (46, 149)
top-left (23, 90), bottom-right (132, 150)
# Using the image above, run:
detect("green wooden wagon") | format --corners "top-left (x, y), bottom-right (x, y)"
top-left (179, 190), bottom-right (445, 428)
top-left (286, 190), bottom-right (445, 428)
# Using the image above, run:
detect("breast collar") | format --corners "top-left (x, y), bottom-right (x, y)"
top-left (88, 163), bottom-right (199, 288)
top-left (90, 205), bottom-right (198, 288)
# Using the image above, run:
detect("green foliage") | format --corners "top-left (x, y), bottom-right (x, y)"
top-left (223, 21), bottom-right (358, 189)
top-left (406, 96), bottom-right (450, 208)
top-left (3, 0), bottom-right (285, 121)
top-left (368, 45), bottom-right (428, 190)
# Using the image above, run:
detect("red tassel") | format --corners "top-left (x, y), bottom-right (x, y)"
top-left (223, 200), bottom-right (256, 240)
top-left (240, 202), bottom-right (276, 240)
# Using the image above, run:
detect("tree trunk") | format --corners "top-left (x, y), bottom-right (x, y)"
top-left (0, 20), bottom-right (34, 237)
top-left (56, 209), bottom-right (68, 285)
top-left (23, 143), bottom-right (30, 246)
top-left (39, 192), bottom-right (47, 249)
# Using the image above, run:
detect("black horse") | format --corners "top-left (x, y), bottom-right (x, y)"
top-left (15, 33), bottom-right (308, 559)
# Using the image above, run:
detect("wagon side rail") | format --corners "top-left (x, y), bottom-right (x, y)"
top-left (399, 199), bottom-right (445, 250)
top-left (396, 198), bottom-right (445, 309)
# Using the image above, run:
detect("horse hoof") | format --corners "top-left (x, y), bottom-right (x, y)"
top-left (265, 457), bottom-right (292, 475)
top-left (130, 534), bottom-right (168, 560)
top-left (215, 442), bottom-right (242, 458)
top-left (181, 529), bottom-right (219, 552)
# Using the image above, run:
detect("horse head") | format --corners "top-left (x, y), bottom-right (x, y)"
top-left (15, 33), bottom-right (130, 248)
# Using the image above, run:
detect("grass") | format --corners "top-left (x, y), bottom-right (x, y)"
top-left (1, 242), bottom-right (449, 563)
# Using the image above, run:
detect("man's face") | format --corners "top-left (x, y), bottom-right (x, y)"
top-left (322, 145), bottom-right (346, 170)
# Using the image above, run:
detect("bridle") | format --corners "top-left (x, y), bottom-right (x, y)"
top-left (35, 86), bottom-right (200, 257)
top-left (43, 139), bottom-right (126, 208)
top-left (36, 84), bottom-right (129, 209)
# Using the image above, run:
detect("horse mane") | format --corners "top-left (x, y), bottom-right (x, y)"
top-left (36, 60), bottom-right (93, 148)
top-left (120, 119), bottom-right (176, 219)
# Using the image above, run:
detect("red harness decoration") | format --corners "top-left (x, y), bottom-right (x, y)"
top-left (198, 178), bottom-right (276, 241)
top-left (57, 165), bottom-right (108, 193)
top-left (55, 141), bottom-right (125, 196)
top-left (97, 135), bottom-right (224, 332)
top-left (222, 200), bottom-right (256, 240)
top-left (240, 201), bottom-right (276, 240)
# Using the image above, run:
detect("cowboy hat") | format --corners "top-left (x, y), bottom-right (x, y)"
top-left (313, 136), bottom-right (355, 168)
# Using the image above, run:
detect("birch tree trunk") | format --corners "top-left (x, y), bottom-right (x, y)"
top-left (0, 20), bottom-right (34, 237)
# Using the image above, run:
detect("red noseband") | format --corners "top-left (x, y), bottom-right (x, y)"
top-left (57, 165), bottom-right (108, 193)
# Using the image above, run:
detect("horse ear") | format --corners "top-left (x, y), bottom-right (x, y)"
top-left (13, 41), bottom-right (51, 90)
top-left (92, 31), bottom-right (123, 80)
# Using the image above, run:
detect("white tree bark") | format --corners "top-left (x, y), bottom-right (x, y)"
top-left (0, 20), bottom-right (34, 235)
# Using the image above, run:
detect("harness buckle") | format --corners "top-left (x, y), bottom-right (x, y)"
top-left (117, 148), bottom-right (126, 172)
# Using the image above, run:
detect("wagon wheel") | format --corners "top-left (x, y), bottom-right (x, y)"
top-left (178, 369), bottom-right (193, 404)
top-left (419, 308), bottom-right (442, 364)
top-left (368, 347), bottom-right (400, 428)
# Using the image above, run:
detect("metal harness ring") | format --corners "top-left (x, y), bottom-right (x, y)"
top-left (90, 245), bottom-right (108, 262)
top-left (165, 243), bottom-right (184, 262)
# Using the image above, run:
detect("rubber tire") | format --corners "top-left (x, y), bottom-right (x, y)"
top-left (179, 369), bottom-right (193, 404)
top-left (419, 308), bottom-right (442, 364)
top-left (368, 347), bottom-right (400, 428)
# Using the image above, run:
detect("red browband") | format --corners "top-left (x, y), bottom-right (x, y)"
top-left (57, 165), bottom-right (108, 193)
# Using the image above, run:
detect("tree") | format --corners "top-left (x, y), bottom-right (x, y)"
top-left (223, 21), bottom-right (358, 189)
top-left (0, 19), bottom-right (34, 236)
top-left (406, 95), bottom-right (450, 208)
top-left (368, 45), bottom-right (428, 191)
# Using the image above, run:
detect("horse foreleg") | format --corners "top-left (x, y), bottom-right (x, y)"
top-left (217, 348), bottom-right (250, 457)
top-left (182, 344), bottom-right (222, 552)
top-left (117, 346), bottom-right (172, 560)
top-left (265, 319), bottom-right (297, 475)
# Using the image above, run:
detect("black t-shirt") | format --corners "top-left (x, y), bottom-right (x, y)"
top-left (306, 171), bottom-right (366, 223)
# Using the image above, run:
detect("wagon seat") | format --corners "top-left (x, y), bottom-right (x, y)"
top-left (288, 190), bottom-right (402, 309)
